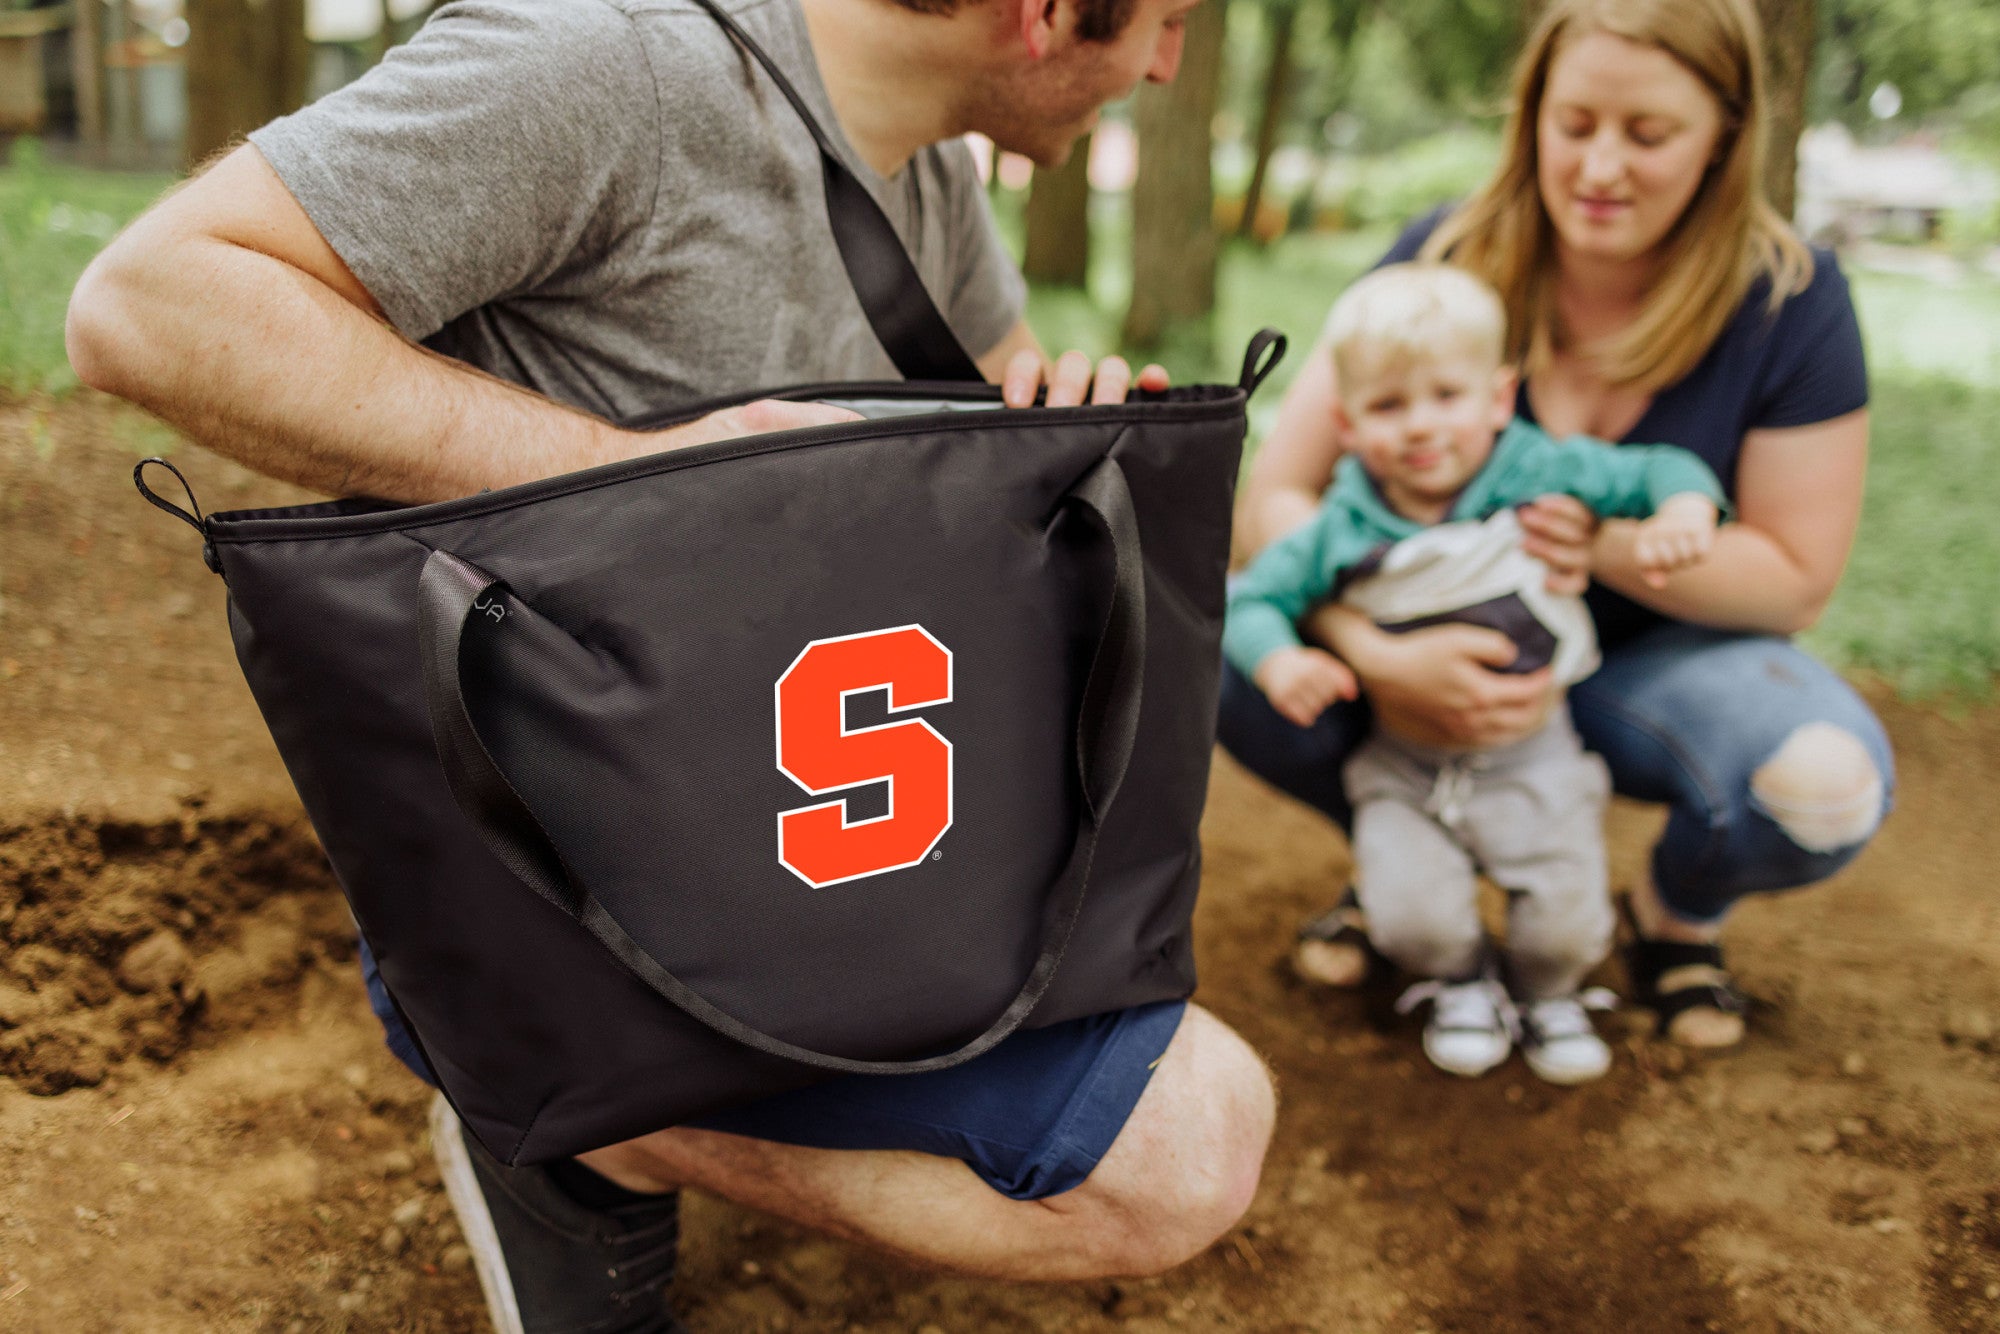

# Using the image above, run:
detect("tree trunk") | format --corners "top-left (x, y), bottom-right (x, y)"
top-left (1121, 0), bottom-right (1228, 357)
top-left (1756, 0), bottom-right (1815, 218)
top-left (183, 0), bottom-right (311, 169)
top-left (371, 0), bottom-right (395, 67)
top-left (70, 0), bottom-right (104, 146)
top-left (1022, 131), bottom-right (1092, 288)
top-left (1237, 2), bottom-right (1297, 242)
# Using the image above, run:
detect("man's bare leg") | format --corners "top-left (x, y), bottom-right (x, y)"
top-left (579, 1004), bottom-right (1275, 1280)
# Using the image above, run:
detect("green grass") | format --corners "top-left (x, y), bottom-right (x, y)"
top-left (1847, 266), bottom-right (2000, 388)
top-left (0, 140), bottom-right (174, 397)
top-left (1803, 374), bottom-right (2000, 698)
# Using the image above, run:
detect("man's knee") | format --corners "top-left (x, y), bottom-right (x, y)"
top-left (1060, 1005), bottom-right (1274, 1277)
top-left (1749, 721), bottom-right (1887, 854)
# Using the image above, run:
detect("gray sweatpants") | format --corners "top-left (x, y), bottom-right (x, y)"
top-left (1343, 710), bottom-right (1614, 1000)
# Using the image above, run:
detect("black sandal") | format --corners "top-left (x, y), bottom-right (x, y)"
top-left (1294, 886), bottom-right (1382, 984)
top-left (1618, 897), bottom-right (1747, 1036)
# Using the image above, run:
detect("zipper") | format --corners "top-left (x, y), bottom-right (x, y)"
top-left (206, 389), bottom-right (1246, 543)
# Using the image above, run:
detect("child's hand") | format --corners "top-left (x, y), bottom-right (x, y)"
top-left (1632, 493), bottom-right (1719, 589)
top-left (1253, 646), bottom-right (1359, 728)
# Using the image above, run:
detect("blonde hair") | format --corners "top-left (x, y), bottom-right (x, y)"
top-left (1324, 262), bottom-right (1508, 394)
top-left (1420, 0), bottom-right (1812, 393)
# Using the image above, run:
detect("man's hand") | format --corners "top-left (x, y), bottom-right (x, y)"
top-left (647, 399), bottom-right (863, 454)
top-left (1517, 494), bottom-right (1600, 596)
top-left (1001, 348), bottom-right (1170, 408)
top-left (1630, 493), bottom-right (1720, 589)
top-left (1252, 646), bottom-right (1359, 728)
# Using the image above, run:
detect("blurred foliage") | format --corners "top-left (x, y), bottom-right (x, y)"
top-left (0, 139), bottom-right (172, 397)
top-left (1814, 0), bottom-right (2000, 148)
top-left (1312, 127), bottom-right (1499, 230)
top-left (1381, 0), bottom-right (1522, 114)
top-left (1217, 0), bottom-right (1516, 166)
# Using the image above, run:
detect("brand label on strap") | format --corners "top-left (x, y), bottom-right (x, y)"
top-left (776, 625), bottom-right (953, 887)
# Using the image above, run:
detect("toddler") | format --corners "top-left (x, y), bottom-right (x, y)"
top-left (1224, 263), bottom-right (1725, 1083)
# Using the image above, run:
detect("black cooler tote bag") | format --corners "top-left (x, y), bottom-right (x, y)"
top-left (134, 0), bottom-right (1288, 1165)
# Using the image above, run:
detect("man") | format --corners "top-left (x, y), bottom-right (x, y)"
top-left (67, 0), bottom-right (1275, 1327)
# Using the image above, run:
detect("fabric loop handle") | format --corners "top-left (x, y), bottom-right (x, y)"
top-left (1238, 328), bottom-right (1288, 397)
top-left (691, 0), bottom-right (982, 383)
top-left (415, 453), bottom-right (1146, 1076)
top-left (134, 457), bottom-right (223, 575)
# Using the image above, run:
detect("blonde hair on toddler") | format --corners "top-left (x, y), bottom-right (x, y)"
top-left (1323, 262), bottom-right (1509, 394)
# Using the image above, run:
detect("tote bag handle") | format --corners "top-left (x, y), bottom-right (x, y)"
top-left (691, 0), bottom-right (984, 383)
top-left (415, 455), bottom-right (1146, 1075)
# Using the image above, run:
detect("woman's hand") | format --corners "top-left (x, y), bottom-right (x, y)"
top-left (1589, 412), bottom-right (1868, 634)
top-left (1517, 494), bottom-right (1601, 596)
top-left (1308, 605), bottom-right (1560, 749)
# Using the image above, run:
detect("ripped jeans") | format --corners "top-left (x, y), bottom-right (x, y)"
top-left (1216, 622), bottom-right (1895, 927)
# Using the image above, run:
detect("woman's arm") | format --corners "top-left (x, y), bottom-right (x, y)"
top-left (1589, 409), bottom-right (1868, 634)
top-left (1236, 346), bottom-right (1344, 556)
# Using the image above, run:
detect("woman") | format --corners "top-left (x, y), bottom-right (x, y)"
top-left (1221, 0), bottom-right (1892, 1048)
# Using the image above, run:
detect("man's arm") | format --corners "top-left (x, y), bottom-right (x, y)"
top-left (66, 146), bottom-right (849, 504)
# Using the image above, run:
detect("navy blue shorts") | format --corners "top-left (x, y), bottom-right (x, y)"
top-left (361, 941), bottom-right (1182, 1200)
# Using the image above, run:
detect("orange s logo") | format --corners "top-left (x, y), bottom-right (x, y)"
top-left (776, 625), bottom-right (953, 887)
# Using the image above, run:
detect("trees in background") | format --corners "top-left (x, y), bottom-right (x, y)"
top-left (183, 0), bottom-right (310, 168)
top-left (1231, 0), bottom-right (1528, 242)
top-left (1815, 0), bottom-right (2000, 147)
top-left (1758, 0), bottom-right (1816, 217)
top-left (147, 0), bottom-right (1964, 373)
top-left (1122, 0), bottom-right (1229, 357)
top-left (1022, 132), bottom-right (1093, 287)
top-left (1235, 0), bottom-right (1302, 241)
top-left (1388, 0), bottom-right (1522, 114)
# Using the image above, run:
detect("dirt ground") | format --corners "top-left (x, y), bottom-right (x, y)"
top-left (2, 395), bottom-right (1998, 1334)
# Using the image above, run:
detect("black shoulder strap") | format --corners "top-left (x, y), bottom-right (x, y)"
top-left (690, 0), bottom-right (984, 383)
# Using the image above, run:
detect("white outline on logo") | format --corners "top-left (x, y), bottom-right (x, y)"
top-left (774, 624), bottom-right (954, 888)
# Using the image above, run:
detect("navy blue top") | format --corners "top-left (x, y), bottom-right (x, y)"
top-left (1379, 209), bottom-right (1869, 646)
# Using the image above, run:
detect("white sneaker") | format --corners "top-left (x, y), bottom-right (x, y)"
top-left (1518, 990), bottom-right (1618, 1084)
top-left (1397, 975), bottom-right (1516, 1078)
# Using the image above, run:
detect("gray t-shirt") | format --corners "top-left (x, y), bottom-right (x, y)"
top-left (249, 0), bottom-right (1025, 421)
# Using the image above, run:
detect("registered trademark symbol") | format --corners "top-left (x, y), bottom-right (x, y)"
top-left (932, 851), bottom-right (943, 861)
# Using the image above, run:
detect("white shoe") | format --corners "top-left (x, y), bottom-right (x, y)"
top-left (1397, 975), bottom-right (1516, 1078)
top-left (1518, 990), bottom-right (1618, 1085)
